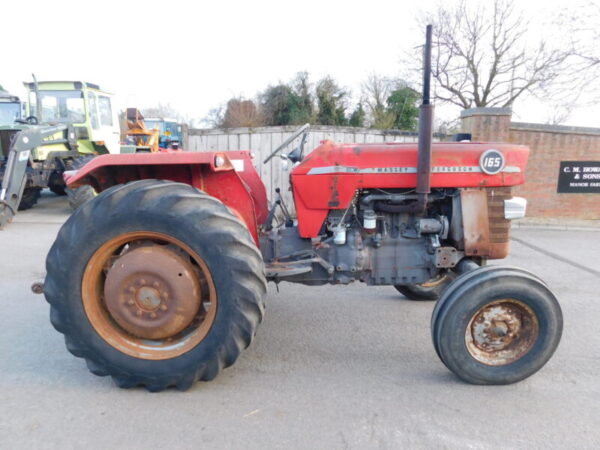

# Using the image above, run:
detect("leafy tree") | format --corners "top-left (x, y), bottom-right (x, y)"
top-left (361, 75), bottom-right (396, 129)
top-left (361, 75), bottom-right (419, 129)
top-left (349, 103), bottom-right (366, 127)
top-left (259, 85), bottom-right (295, 125)
top-left (290, 72), bottom-right (313, 124)
top-left (315, 76), bottom-right (348, 126)
top-left (387, 85), bottom-right (420, 130)
top-left (259, 72), bottom-right (314, 126)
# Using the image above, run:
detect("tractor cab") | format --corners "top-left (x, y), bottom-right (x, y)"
top-left (144, 117), bottom-right (182, 149)
top-left (24, 81), bottom-right (120, 156)
top-left (0, 90), bottom-right (22, 125)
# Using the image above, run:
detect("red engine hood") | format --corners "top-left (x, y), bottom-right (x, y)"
top-left (291, 140), bottom-right (529, 237)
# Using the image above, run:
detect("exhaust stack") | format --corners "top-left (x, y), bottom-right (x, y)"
top-left (416, 25), bottom-right (434, 213)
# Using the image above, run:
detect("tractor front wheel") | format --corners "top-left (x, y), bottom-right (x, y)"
top-left (18, 187), bottom-right (41, 210)
top-left (44, 180), bottom-right (267, 391)
top-left (48, 171), bottom-right (67, 196)
top-left (431, 266), bottom-right (562, 384)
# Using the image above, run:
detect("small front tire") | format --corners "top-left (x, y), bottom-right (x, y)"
top-left (65, 156), bottom-right (96, 209)
top-left (431, 266), bottom-right (562, 385)
top-left (18, 187), bottom-right (41, 210)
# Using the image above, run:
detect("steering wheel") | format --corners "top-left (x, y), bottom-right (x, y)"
top-left (263, 123), bottom-right (310, 164)
top-left (16, 115), bottom-right (39, 125)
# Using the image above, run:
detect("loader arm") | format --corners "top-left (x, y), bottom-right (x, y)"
top-left (0, 125), bottom-right (75, 228)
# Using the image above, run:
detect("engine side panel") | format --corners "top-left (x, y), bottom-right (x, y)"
top-left (292, 141), bottom-right (529, 237)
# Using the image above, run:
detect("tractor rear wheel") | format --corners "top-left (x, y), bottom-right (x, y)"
top-left (394, 272), bottom-right (456, 301)
top-left (44, 180), bottom-right (266, 391)
top-left (18, 187), bottom-right (41, 210)
top-left (431, 266), bottom-right (562, 384)
top-left (65, 156), bottom-right (96, 209)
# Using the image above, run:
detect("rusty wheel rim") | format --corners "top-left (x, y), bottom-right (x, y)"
top-left (82, 231), bottom-right (217, 360)
top-left (420, 274), bottom-right (448, 288)
top-left (465, 299), bottom-right (539, 366)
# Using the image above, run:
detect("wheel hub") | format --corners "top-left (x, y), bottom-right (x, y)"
top-left (104, 245), bottom-right (202, 340)
top-left (465, 299), bottom-right (539, 366)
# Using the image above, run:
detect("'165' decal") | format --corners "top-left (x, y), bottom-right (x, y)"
top-left (479, 149), bottom-right (505, 175)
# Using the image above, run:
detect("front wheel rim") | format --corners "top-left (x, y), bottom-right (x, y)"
top-left (82, 231), bottom-right (217, 360)
top-left (465, 299), bottom-right (539, 366)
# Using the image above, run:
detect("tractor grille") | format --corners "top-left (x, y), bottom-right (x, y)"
top-left (486, 187), bottom-right (512, 244)
top-left (0, 129), bottom-right (18, 159)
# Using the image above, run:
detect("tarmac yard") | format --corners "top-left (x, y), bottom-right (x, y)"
top-left (1, 191), bottom-right (599, 449)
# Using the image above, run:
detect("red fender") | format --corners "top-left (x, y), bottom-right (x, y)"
top-left (65, 151), bottom-right (268, 245)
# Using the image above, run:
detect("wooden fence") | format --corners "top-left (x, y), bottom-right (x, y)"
top-left (187, 125), bottom-right (444, 212)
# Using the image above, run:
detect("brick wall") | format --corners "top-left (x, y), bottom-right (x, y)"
top-left (461, 108), bottom-right (600, 220)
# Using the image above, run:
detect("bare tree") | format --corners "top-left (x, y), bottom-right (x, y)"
top-left (361, 75), bottom-right (396, 128)
top-left (566, 1), bottom-right (600, 68)
top-left (221, 97), bottom-right (265, 128)
top-left (361, 75), bottom-right (420, 129)
top-left (201, 106), bottom-right (224, 129)
top-left (141, 102), bottom-right (196, 127)
top-left (414, 0), bottom-right (576, 110)
top-left (558, 1), bottom-right (600, 101)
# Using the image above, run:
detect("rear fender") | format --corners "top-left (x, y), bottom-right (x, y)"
top-left (65, 151), bottom-right (267, 245)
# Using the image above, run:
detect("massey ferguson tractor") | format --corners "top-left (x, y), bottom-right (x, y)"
top-left (38, 26), bottom-right (562, 391)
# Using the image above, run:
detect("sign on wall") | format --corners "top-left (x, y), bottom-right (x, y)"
top-left (557, 161), bottom-right (600, 193)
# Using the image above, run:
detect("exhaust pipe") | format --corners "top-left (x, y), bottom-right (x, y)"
top-left (416, 24), bottom-right (434, 214)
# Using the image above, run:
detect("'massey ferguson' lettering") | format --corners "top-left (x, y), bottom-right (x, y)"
top-left (306, 165), bottom-right (521, 175)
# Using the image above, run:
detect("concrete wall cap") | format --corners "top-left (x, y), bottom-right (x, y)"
top-left (510, 121), bottom-right (600, 136)
top-left (460, 107), bottom-right (512, 118)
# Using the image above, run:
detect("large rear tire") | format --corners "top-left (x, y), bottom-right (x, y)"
top-left (44, 180), bottom-right (267, 391)
top-left (431, 266), bottom-right (562, 384)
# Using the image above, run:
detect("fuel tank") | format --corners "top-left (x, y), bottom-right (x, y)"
top-left (291, 140), bottom-right (529, 237)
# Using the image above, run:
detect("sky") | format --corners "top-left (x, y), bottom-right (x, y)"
top-left (2, 0), bottom-right (599, 128)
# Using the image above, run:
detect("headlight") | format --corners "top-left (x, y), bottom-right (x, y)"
top-left (504, 197), bottom-right (527, 220)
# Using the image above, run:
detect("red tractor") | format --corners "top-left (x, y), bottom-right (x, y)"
top-left (41, 27), bottom-right (562, 391)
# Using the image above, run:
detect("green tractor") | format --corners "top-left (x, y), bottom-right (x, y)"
top-left (0, 88), bottom-right (23, 125)
top-left (0, 80), bottom-right (120, 225)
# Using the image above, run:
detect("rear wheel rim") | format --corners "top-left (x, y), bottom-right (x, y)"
top-left (82, 231), bottom-right (217, 360)
top-left (419, 274), bottom-right (449, 288)
top-left (465, 299), bottom-right (539, 366)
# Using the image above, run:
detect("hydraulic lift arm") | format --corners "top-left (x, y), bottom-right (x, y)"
top-left (0, 125), bottom-right (74, 228)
